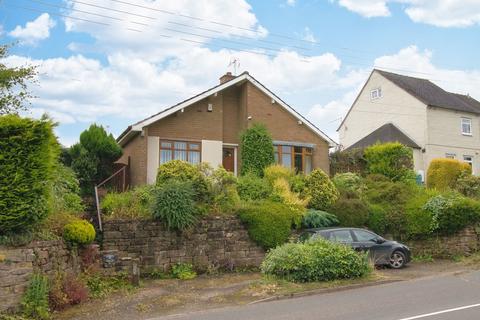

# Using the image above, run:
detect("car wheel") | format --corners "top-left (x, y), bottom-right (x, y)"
top-left (389, 250), bottom-right (406, 269)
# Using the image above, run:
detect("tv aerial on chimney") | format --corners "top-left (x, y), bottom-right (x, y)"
top-left (228, 57), bottom-right (240, 75)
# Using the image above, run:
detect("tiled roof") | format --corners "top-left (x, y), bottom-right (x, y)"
top-left (346, 123), bottom-right (421, 150)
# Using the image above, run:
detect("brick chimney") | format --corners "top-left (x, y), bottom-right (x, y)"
top-left (219, 72), bottom-right (235, 84)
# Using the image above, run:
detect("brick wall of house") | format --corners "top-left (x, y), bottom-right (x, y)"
top-left (102, 216), bottom-right (265, 272)
top-left (117, 133), bottom-right (147, 186)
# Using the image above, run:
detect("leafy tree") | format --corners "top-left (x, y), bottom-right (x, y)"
top-left (0, 44), bottom-right (37, 114)
top-left (240, 123), bottom-right (274, 176)
top-left (364, 142), bottom-right (416, 182)
top-left (69, 124), bottom-right (122, 195)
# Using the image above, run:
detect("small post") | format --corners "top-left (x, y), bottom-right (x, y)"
top-left (94, 185), bottom-right (103, 232)
top-left (131, 258), bottom-right (140, 286)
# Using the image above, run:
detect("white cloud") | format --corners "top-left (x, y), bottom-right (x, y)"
top-left (286, 0), bottom-right (297, 6)
top-left (8, 13), bottom-right (56, 45)
top-left (300, 27), bottom-right (317, 43)
top-left (332, 0), bottom-right (480, 27)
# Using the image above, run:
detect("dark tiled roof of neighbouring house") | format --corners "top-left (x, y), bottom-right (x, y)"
top-left (377, 69), bottom-right (480, 114)
top-left (346, 123), bottom-right (421, 150)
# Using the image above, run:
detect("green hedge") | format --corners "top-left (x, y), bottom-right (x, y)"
top-left (427, 158), bottom-right (471, 191)
top-left (305, 169), bottom-right (339, 210)
top-left (261, 239), bottom-right (371, 282)
top-left (0, 115), bottom-right (58, 233)
top-left (364, 142), bottom-right (415, 182)
top-left (240, 123), bottom-right (274, 176)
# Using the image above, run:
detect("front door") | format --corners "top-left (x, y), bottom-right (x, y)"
top-left (222, 147), bottom-right (235, 173)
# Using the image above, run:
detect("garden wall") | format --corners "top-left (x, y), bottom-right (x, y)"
top-left (0, 240), bottom-right (78, 312)
top-left (404, 227), bottom-right (479, 258)
top-left (102, 216), bottom-right (265, 271)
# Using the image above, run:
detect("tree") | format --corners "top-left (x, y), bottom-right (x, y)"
top-left (69, 124), bottom-right (122, 195)
top-left (0, 44), bottom-right (37, 114)
top-left (240, 123), bottom-right (274, 176)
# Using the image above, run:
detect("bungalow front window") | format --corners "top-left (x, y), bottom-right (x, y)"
top-left (160, 140), bottom-right (201, 165)
top-left (274, 145), bottom-right (313, 174)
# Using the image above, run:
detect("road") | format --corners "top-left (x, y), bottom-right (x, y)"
top-left (151, 270), bottom-right (480, 320)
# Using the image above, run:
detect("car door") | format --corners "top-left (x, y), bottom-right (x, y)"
top-left (352, 229), bottom-right (389, 263)
top-left (328, 230), bottom-right (355, 248)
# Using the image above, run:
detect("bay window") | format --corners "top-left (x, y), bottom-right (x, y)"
top-left (160, 140), bottom-right (201, 165)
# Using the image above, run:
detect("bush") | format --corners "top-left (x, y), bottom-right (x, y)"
top-left (264, 165), bottom-right (294, 185)
top-left (424, 194), bottom-right (480, 235)
top-left (156, 160), bottom-right (210, 202)
top-left (301, 209), bottom-right (339, 228)
top-left (0, 115), bottom-right (58, 233)
top-left (206, 167), bottom-right (240, 213)
top-left (404, 189), bottom-right (439, 239)
top-left (62, 274), bottom-right (89, 305)
top-left (49, 274), bottom-right (70, 311)
top-left (271, 178), bottom-right (308, 227)
top-left (41, 211), bottom-right (82, 237)
top-left (332, 173), bottom-right (366, 195)
top-left (305, 169), bottom-right (339, 210)
top-left (455, 173), bottom-right (480, 198)
top-left (22, 274), bottom-right (50, 320)
top-left (69, 124), bottom-right (122, 195)
top-left (101, 185), bottom-right (154, 220)
top-left (289, 173), bottom-right (307, 194)
top-left (329, 197), bottom-right (369, 227)
top-left (364, 142), bottom-right (415, 182)
top-left (427, 158), bottom-right (471, 191)
top-left (63, 220), bottom-right (96, 246)
top-left (329, 148), bottom-right (367, 176)
top-left (237, 173), bottom-right (271, 201)
top-left (152, 180), bottom-right (197, 230)
top-left (51, 164), bottom-right (85, 215)
top-left (261, 239), bottom-right (371, 282)
top-left (367, 204), bottom-right (387, 235)
top-left (83, 273), bottom-right (132, 299)
top-left (237, 201), bottom-right (297, 249)
top-left (171, 263), bottom-right (197, 280)
top-left (240, 123), bottom-right (275, 176)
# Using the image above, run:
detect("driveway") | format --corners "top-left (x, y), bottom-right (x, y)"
top-left (151, 270), bottom-right (480, 320)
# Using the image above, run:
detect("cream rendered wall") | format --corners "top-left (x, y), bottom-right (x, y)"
top-left (338, 71), bottom-right (428, 149)
top-left (425, 107), bottom-right (480, 175)
top-left (146, 136), bottom-right (160, 184)
top-left (201, 140), bottom-right (223, 168)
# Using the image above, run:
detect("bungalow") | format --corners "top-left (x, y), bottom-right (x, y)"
top-left (117, 71), bottom-right (336, 186)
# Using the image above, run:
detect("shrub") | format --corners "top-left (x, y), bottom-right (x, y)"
top-left (271, 178), bottom-right (308, 227)
top-left (364, 142), bottom-right (416, 182)
top-left (0, 115), bottom-right (58, 233)
top-left (152, 180), bottom-right (197, 230)
top-left (51, 164), bottom-right (85, 214)
top-left (41, 211), bottom-right (82, 237)
top-left (206, 167), bottom-right (240, 213)
top-left (264, 164), bottom-right (294, 185)
top-left (237, 173), bottom-right (271, 201)
top-left (22, 274), bottom-right (50, 320)
top-left (332, 173), bottom-right (366, 195)
top-left (240, 123), bottom-right (275, 176)
top-left (49, 274), bottom-right (70, 311)
top-left (427, 158), bottom-right (471, 191)
top-left (305, 169), bottom-right (339, 210)
top-left (83, 273), bottom-right (132, 299)
top-left (289, 173), bottom-right (307, 194)
top-left (261, 239), bottom-right (371, 282)
top-left (69, 124), bottom-right (122, 195)
top-left (171, 263), bottom-right (197, 280)
top-left (329, 148), bottom-right (367, 176)
top-left (62, 274), bottom-right (89, 305)
top-left (63, 220), bottom-right (96, 246)
top-left (237, 201), bottom-right (296, 249)
top-left (156, 160), bottom-right (210, 202)
top-left (367, 204), bottom-right (387, 235)
top-left (454, 172), bottom-right (480, 198)
top-left (301, 209), bottom-right (339, 228)
top-left (404, 189), bottom-right (439, 239)
top-left (329, 197), bottom-right (369, 227)
top-left (101, 185), bottom-right (154, 220)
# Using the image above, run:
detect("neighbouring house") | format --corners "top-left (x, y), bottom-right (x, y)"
top-left (338, 69), bottom-right (480, 180)
top-left (117, 71), bottom-right (336, 187)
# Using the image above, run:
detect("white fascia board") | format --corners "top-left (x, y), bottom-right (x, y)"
top-left (246, 75), bottom-right (338, 147)
top-left (131, 74), bottom-right (249, 131)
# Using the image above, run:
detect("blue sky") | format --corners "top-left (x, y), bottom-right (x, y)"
top-left (1, 0), bottom-right (479, 146)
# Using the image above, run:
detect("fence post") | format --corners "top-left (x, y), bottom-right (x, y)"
top-left (94, 185), bottom-right (103, 232)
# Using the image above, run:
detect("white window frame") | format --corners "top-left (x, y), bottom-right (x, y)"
top-left (370, 87), bottom-right (382, 101)
top-left (445, 153), bottom-right (456, 159)
top-left (461, 118), bottom-right (472, 136)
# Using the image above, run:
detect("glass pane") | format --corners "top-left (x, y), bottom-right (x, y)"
top-left (188, 151), bottom-right (200, 164)
top-left (174, 150), bottom-right (187, 161)
top-left (281, 145), bottom-right (291, 153)
top-left (330, 231), bottom-right (353, 243)
top-left (294, 154), bottom-right (303, 172)
top-left (160, 150), bottom-right (172, 164)
top-left (174, 141), bottom-right (187, 150)
top-left (305, 155), bottom-right (312, 174)
top-left (294, 146), bottom-right (302, 153)
top-left (282, 153), bottom-right (292, 168)
top-left (161, 141), bottom-right (172, 148)
top-left (189, 143), bottom-right (200, 150)
top-left (354, 230), bottom-right (376, 242)
top-left (274, 153), bottom-right (279, 164)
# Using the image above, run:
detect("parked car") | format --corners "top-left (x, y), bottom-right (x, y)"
top-left (302, 227), bottom-right (411, 269)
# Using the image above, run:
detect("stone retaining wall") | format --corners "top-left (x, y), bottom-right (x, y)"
top-left (0, 240), bottom-right (77, 312)
top-left (102, 216), bottom-right (265, 271)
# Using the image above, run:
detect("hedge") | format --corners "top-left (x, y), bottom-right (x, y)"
top-left (364, 142), bottom-right (415, 181)
top-left (240, 123), bottom-right (274, 176)
top-left (427, 158), bottom-right (471, 191)
top-left (0, 115), bottom-right (58, 233)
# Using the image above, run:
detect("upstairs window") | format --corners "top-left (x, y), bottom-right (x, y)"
top-left (274, 145), bottom-right (313, 174)
top-left (461, 118), bottom-right (472, 136)
top-left (370, 87), bottom-right (382, 100)
top-left (160, 140), bottom-right (201, 165)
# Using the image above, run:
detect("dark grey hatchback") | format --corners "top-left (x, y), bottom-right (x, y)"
top-left (303, 227), bottom-right (411, 269)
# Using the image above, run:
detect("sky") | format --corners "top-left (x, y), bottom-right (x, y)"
top-left (1, 0), bottom-right (480, 146)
